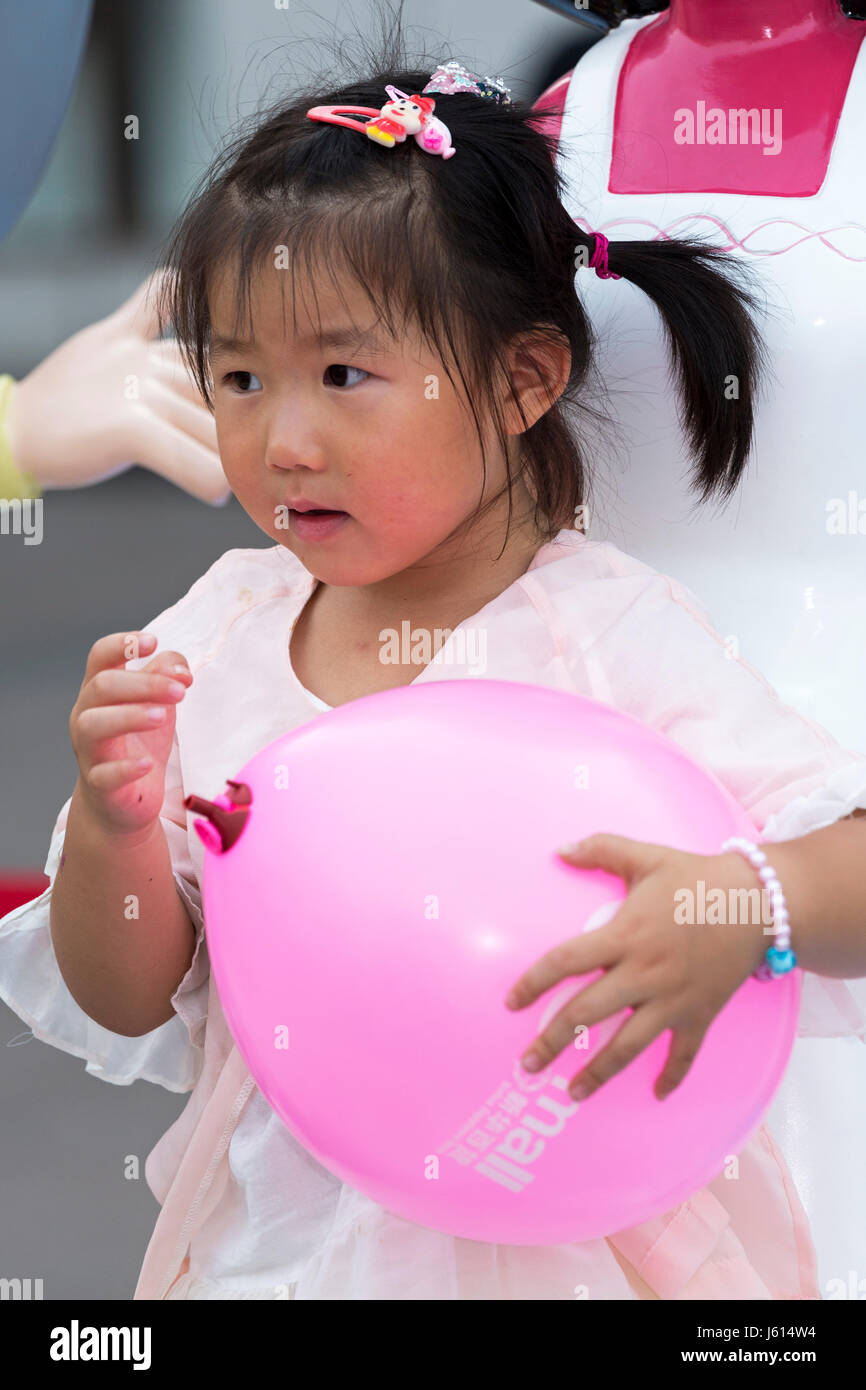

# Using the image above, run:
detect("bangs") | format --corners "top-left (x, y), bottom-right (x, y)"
top-left (154, 46), bottom-right (624, 546)
top-left (161, 173), bottom-right (496, 426)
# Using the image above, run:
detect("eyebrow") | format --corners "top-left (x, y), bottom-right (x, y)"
top-left (209, 323), bottom-right (395, 358)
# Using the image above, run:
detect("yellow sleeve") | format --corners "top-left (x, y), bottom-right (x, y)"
top-left (0, 375), bottom-right (43, 499)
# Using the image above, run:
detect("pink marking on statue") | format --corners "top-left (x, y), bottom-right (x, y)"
top-left (610, 0), bottom-right (864, 196)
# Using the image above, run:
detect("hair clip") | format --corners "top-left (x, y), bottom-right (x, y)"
top-left (421, 60), bottom-right (511, 106)
top-left (307, 84), bottom-right (456, 159)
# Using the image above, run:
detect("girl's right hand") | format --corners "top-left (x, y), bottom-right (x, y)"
top-left (69, 631), bottom-right (193, 837)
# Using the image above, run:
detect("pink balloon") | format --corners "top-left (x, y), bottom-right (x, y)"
top-left (186, 680), bottom-right (800, 1244)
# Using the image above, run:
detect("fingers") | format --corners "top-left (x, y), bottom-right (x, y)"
top-left (84, 756), bottom-right (160, 794)
top-left (129, 413), bottom-right (230, 505)
top-left (518, 966), bottom-right (650, 1075)
top-left (80, 631), bottom-right (188, 688)
top-left (557, 833), bottom-right (663, 883)
top-left (81, 666), bottom-right (189, 711)
top-left (139, 374), bottom-right (218, 452)
top-left (146, 338), bottom-right (206, 397)
top-left (71, 634), bottom-right (193, 826)
top-left (570, 1014), bottom-right (705, 1104)
top-left (568, 1007), bottom-right (670, 1102)
top-left (109, 268), bottom-right (173, 339)
top-left (77, 635), bottom-right (193, 731)
top-left (80, 630), bottom-right (157, 686)
top-left (654, 1028), bottom-right (706, 1100)
top-left (505, 915), bottom-right (623, 1010)
top-left (77, 700), bottom-right (179, 742)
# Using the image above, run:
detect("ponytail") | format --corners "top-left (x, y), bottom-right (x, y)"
top-left (573, 231), bottom-right (770, 503)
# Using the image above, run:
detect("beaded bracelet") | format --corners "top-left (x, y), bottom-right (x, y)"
top-left (720, 836), bottom-right (798, 980)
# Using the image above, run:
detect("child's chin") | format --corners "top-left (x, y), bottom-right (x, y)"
top-left (281, 541), bottom-right (379, 586)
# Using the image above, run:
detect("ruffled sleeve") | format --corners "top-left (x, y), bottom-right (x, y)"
top-left (0, 726), bottom-right (209, 1093)
top-left (759, 759), bottom-right (866, 1042)
top-left (666, 585), bottom-right (866, 1045)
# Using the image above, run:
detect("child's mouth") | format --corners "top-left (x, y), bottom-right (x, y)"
top-left (288, 508), bottom-right (350, 540)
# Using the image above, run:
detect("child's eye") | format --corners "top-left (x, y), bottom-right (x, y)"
top-left (224, 371), bottom-right (263, 393)
top-left (323, 363), bottom-right (369, 389)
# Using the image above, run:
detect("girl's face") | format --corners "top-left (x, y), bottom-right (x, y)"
top-left (208, 260), bottom-right (541, 588)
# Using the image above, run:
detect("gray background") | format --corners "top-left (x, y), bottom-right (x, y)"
top-left (0, 0), bottom-right (595, 1299)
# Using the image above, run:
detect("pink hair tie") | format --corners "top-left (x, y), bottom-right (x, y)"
top-left (588, 231), bottom-right (621, 281)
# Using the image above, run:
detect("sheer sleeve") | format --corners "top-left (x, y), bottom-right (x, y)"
top-left (0, 725), bottom-right (209, 1092)
top-left (759, 761), bottom-right (866, 1042)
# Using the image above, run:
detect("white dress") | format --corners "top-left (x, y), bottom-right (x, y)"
top-left (2, 535), bottom-right (865, 1299)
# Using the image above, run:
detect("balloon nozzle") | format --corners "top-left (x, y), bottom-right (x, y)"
top-left (184, 779), bottom-right (252, 853)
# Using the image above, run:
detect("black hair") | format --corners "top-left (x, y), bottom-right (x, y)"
top-left (158, 0), bottom-right (772, 552)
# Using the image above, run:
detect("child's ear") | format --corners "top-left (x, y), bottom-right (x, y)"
top-left (501, 327), bottom-right (571, 436)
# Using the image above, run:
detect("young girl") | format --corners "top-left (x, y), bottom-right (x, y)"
top-left (2, 37), bottom-right (866, 1301)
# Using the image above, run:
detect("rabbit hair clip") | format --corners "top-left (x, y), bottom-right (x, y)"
top-left (306, 60), bottom-right (513, 161)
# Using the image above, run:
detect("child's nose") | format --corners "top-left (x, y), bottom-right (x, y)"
top-left (264, 408), bottom-right (327, 472)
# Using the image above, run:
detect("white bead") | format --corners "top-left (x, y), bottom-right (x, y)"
top-left (723, 838), bottom-right (794, 980)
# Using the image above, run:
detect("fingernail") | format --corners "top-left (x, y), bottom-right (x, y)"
top-left (171, 664), bottom-right (189, 675)
top-left (558, 842), bottom-right (583, 855)
top-left (168, 681), bottom-right (185, 698)
top-left (570, 1080), bottom-right (590, 1100)
top-left (504, 990), bottom-right (519, 1009)
top-left (521, 1053), bottom-right (542, 1073)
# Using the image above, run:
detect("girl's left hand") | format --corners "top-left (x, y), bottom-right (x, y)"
top-left (505, 834), bottom-right (770, 1103)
